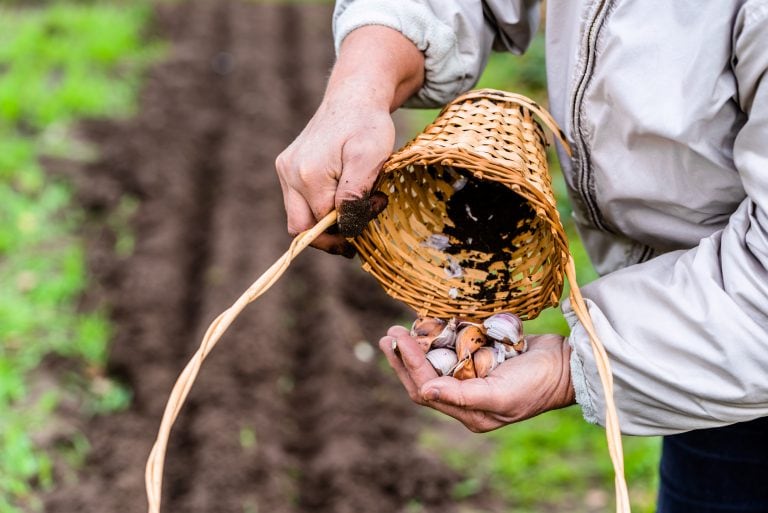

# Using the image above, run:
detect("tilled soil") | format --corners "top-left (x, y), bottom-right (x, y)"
top-left (44, 2), bottom-right (471, 512)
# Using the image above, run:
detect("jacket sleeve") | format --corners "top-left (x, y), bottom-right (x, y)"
top-left (565, 4), bottom-right (768, 436)
top-left (332, 0), bottom-right (540, 108)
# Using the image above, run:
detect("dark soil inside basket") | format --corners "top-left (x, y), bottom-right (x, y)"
top-left (440, 174), bottom-right (535, 303)
top-left (41, 2), bottom-right (507, 513)
top-left (444, 175), bottom-right (534, 255)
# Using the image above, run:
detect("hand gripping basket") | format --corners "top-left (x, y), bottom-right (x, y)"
top-left (146, 89), bottom-right (630, 513)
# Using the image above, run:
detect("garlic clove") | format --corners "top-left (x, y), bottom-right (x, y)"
top-left (511, 337), bottom-right (528, 354)
top-left (494, 341), bottom-right (519, 359)
top-left (430, 317), bottom-right (458, 349)
top-left (483, 312), bottom-right (523, 345)
top-left (426, 348), bottom-right (459, 377)
top-left (473, 346), bottom-right (501, 378)
top-left (411, 317), bottom-right (446, 338)
top-left (452, 356), bottom-right (477, 380)
top-left (415, 336), bottom-right (434, 353)
top-left (455, 324), bottom-right (487, 360)
top-left (411, 317), bottom-right (458, 352)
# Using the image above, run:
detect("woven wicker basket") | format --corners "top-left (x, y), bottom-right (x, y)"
top-left (146, 88), bottom-right (630, 513)
top-left (354, 89), bottom-right (571, 321)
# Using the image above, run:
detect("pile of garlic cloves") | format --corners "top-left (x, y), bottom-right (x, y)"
top-left (411, 312), bottom-right (527, 380)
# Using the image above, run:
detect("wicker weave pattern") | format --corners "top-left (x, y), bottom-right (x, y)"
top-left (354, 89), bottom-right (571, 320)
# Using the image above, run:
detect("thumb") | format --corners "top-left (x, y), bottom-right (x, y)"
top-left (335, 130), bottom-right (393, 238)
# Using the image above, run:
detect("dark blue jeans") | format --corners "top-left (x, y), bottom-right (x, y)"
top-left (657, 416), bottom-right (768, 513)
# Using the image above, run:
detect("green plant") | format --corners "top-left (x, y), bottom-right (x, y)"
top-left (0, 3), bottom-right (160, 509)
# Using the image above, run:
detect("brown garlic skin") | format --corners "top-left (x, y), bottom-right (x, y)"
top-left (454, 324), bottom-right (487, 360)
top-left (473, 346), bottom-right (503, 378)
top-left (426, 348), bottom-right (459, 377)
top-left (452, 355), bottom-right (477, 380)
top-left (415, 336), bottom-right (434, 353)
top-left (511, 337), bottom-right (527, 354)
top-left (411, 317), bottom-right (457, 353)
top-left (411, 317), bottom-right (446, 338)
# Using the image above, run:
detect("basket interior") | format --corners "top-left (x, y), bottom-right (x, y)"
top-left (354, 162), bottom-right (564, 320)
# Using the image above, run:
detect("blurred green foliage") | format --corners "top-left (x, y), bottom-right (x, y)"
top-left (0, 3), bottom-right (159, 511)
top-left (408, 34), bottom-right (661, 512)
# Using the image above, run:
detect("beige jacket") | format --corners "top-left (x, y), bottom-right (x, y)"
top-left (333, 0), bottom-right (768, 435)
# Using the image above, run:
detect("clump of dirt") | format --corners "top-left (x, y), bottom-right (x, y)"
top-left (41, 1), bottom-right (503, 512)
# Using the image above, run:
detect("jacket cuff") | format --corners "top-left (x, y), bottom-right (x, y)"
top-left (333, 0), bottom-right (473, 108)
top-left (563, 298), bottom-right (603, 426)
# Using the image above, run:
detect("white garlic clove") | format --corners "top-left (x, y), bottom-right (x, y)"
top-left (426, 348), bottom-right (459, 377)
top-left (455, 324), bottom-right (487, 361)
top-left (473, 346), bottom-right (501, 378)
top-left (452, 356), bottom-right (477, 380)
top-left (483, 312), bottom-right (523, 345)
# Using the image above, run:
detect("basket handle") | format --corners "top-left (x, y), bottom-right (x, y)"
top-left (144, 210), bottom-right (338, 513)
top-left (565, 256), bottom-right (631, 513)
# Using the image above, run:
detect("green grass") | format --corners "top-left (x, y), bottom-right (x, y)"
top-left (0, 3), bottom-right (159, 511)
top-left (406, 33), bottom-right (661, 512)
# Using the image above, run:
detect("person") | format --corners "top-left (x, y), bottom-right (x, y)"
top-left (275, 2), bottom-right (768, 511)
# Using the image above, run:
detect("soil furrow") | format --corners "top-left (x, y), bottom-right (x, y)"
top-left (44, 2), bottom-right (470, 512)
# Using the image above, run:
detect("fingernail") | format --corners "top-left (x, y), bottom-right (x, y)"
top-left (391, 338), bottom-right (401, 357)
top-left (423, 387), bottom-right (440, 402)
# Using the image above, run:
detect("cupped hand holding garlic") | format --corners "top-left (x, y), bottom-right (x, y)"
top-left (380, 318), bottom-right (575, 433)
top-left (411, 312), bottom-right (527, 380)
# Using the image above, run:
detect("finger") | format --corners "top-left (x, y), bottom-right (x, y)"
top-left (414, 376), bottom-right (501, 432)
top-left (387, 324), bottom-right (410, 338)
top-left (282, 188), bottom-right (355, 257)
top-left (383, 328), bottom-right (501, 431)
top-left (313, 233), bottom-right (357, 258)
top-left (336, 134), bottom-right (391, 237)
top-left (419, 374), bottom-right (504, 412)
top-left (394, 331), bottom-right (445, 390)
top-left (379, 335), bottom-right (421, 403)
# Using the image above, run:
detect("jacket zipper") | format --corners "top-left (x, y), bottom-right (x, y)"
top-left (570, 0), bottom-right (613, 233)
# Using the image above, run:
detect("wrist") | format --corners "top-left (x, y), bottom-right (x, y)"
top-left (327, 25), bottom-right (425, 112)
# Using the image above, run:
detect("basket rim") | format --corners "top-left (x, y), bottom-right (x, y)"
top-left (433, 88), bottom-right (573, 158)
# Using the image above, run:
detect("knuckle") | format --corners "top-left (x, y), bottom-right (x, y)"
top-left (274, 152), bottom-right (290, 174)
top-left (344, 139), bottom-right (378, 163)
top-left (296, 165), bottom-right (313, 185)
